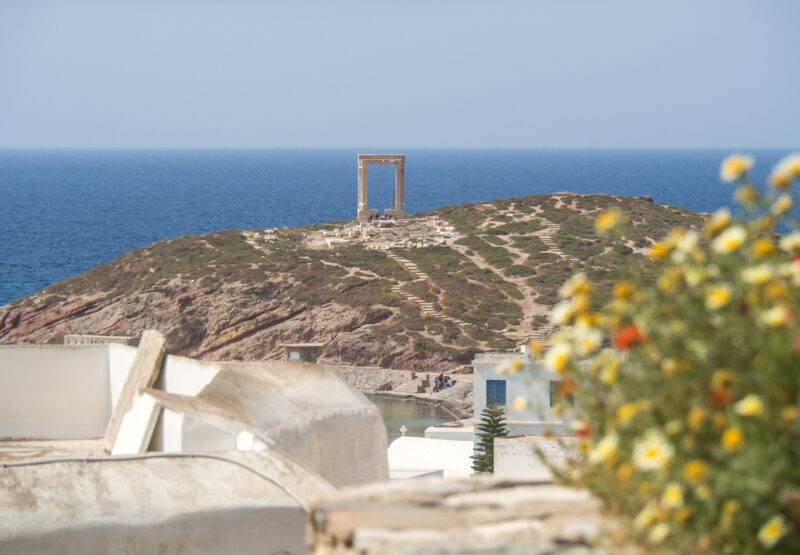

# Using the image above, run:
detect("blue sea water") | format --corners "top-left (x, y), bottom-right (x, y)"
top-left (0, 148), bottom-right (794, 305)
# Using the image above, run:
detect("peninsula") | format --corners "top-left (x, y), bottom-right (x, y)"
top-left (0, 193), bottom-right (703, 371)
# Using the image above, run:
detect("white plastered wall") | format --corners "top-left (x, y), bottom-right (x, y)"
top-left (0, 345), bottom-right (112, 439)
top-left (473, 355), bottom-right (571, 436)
top-left (149, 355), bottom-right (223, 452)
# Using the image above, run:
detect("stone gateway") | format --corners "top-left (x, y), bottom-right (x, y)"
top-left (357, 153), bottom-right (406, 220)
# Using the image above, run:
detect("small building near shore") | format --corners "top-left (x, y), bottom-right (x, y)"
top-left (64, 334), bottom-right (138, 346)
top-left (280, 342), bottom-right (325, 362)
top-left (472, 351), bottom-right (572, 436)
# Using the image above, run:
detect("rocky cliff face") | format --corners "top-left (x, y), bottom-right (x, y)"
top-left (0, 193), bottom-right (704, 372)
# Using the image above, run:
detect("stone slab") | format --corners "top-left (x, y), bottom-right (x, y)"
top-left (103, 330), bottom-right (166, 452)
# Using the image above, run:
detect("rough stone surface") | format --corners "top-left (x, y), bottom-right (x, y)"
top-left (308, 476), bottom-right (638, 554)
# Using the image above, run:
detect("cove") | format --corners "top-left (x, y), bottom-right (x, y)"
top-left (368, 395), bottom-right (453, 444)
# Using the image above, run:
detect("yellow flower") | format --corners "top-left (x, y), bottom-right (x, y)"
top-left (650, 241), bottom-right (671, 259)
top-left (574, 327), bottom-right (602, 355)
top-left (599, 354), bottom-right (621, 384)
top-left (662, 483), bottom-right (684, 509)
top-left (735, 394), bottom-right (764, 416)
top-left (633, 429), bottom-right (674, 472)
top-left (705, 284), bottom-right (732, 310)
top-left (741, 264), bottom-right (773, 285)
top-left (772, 194), bottom-right (793, 215)
top-left (758, 514), bottom-right (789, 549)
top-left (683, 460), bottom-right (708, 484)
top-left (712, 412), bottom-right (728, 429)
top-left (614, 281), bottom-right (633, 300)
top-left (648, 522), bottom-right (670, 544)
top-left (721, 427), bottom-right (744, 451)
top-left (752, 238), bottom-right (775, 258)
top-left (595, 208), bottom-right (623, 235)
top-left (684, 267), bottom-right (706, 287)
top-left (722, 499), bottom-right (739, 516)
top-left (616, 402), bottom-right (640, 426)
top-left (687, 406), bottom-right (708, 432)
top-left (735, 184), bottom-right (759, 206)
top-left (769, 153), bottom-right (800, 190)
top-left (674, 507), bottom-right (692, 523)
top-left (782, 406), bottom-right (798, 421)
top-left (545, 343), bottom-right (572, 374)
top-left (779, 232), bottom-right (800, 253)
top-left (703, 207), bottom-right (731, 238)
top-left (761, 305), bottom-right (790, 327)
top-left (720, 154), bottom-right (754, 182)
top-left (560, 273), bottom-right (590, 298)
top-left (778, 153), bottom-right (800, 177)
top-left (616, 462), bottom-right (635, 482)
top-left (588, 432), bottom-right (619, 465)
top-left (664, 420), bottom-right (683, 435)
top-left (512, 396), bottom-right (528, 411)
top-left (657, 266), bottom-right (683, 292)
top-left (769, 171), bottom-right (791, 190)
top-left (575, 311), bottom-right (601, 328)
top-left (509, 358), bottom-right (523, 374)
top-left (496, 360), bottom-right (510, 374)
top-left (633, 502), bottom-right (657, 530)
top-left (527, 339), bottom-right (545, 356)
top-left (766, 281), bottom-right (788, 299)
top-left (695, 484), bottom-right (711, 500)
top-left (711, 368), bottom-right (735, 391)
top-left (712, 226), bottom-right (746, 254)
top-left (660, 358), bottom-right (685, 375)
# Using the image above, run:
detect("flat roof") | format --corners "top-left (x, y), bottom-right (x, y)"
top-left (279, 343), bottom-right (326, 348)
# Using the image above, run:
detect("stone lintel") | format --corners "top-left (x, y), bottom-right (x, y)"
top-left (358, 154), bottom-right (405, 161)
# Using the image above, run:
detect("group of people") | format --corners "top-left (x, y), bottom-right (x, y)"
top-left (433, 372), bottom-right (454, 393)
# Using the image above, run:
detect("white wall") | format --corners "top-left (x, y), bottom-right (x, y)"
top-left (107, 343), bottom-right (137, 411)
top-left (0, 346), bottom-right (111, 439)
top-left (494, 435), bottom-right (577, 479)
top-left (473, 354), bottom-right (570, 437)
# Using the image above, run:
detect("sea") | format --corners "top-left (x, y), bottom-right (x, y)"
top-left (0, 148), bottom-right (795, 306)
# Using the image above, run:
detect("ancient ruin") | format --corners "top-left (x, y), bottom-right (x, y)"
top-left (357, 153), bottom-right (405, 220)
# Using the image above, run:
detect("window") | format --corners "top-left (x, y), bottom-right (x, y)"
top-left (486, 379), bottom-right (506, 406)
top-left (289, 351), bottom-right (301, 361)
top-left (550, 380), bottom-right (575, 407)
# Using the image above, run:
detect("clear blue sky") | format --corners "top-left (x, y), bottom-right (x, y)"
top-left (1, 0), bottom-right (797, 148)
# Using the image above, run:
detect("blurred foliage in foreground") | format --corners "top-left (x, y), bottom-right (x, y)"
top-left (542, 154), bottom-right (800, 552)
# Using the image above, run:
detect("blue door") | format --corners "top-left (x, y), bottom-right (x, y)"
top-left (486, 379), bottom-right (506, 406)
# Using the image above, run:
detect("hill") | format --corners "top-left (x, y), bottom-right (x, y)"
top-left (0, 193), bottom-right (704, 371)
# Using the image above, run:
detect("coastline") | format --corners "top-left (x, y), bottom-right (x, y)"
top-left (327, 364), bottom-right (473, 420)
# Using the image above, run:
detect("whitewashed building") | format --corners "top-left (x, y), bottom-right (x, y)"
top-left (472, 351), bottom-right (573, 436)
top-left (0, 332), bottom-right (388, 554)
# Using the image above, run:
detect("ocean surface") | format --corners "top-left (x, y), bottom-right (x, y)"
top-left (0, 148), bottom-right (795, 305)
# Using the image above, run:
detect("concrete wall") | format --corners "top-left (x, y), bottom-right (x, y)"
top-left (0, 455), bottom-right (312, 555)
top-left (494, 435), bottom-right (578, 479)
top-left (0, 346), bottom-right (113, 439)
top-left (473, 353), bottom-right (570, 437)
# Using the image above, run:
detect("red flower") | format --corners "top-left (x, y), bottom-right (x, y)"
top-left (792, 254), bottom-right (800, 265)
top-left (613, 324), bottom-right (644, 350)
top-left (708, 389), bottom-right (733, 408)
top-left (559, 379), bottom-right (576, 396)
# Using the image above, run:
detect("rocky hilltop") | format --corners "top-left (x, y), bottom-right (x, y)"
top-left (0, 193), bottom-right (703, 372)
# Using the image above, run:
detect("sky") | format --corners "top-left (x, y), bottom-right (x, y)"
top-left (0, 0), bottom-right (798, 148)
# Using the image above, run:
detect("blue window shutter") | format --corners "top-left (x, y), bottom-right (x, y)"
top-left (486, 380), bottom-right (506, 405)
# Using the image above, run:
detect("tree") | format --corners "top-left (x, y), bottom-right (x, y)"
top-left (471, 399), bottom-right (509, 474)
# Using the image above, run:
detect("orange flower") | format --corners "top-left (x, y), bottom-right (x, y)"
top-left (613, 324), bottom-right (644, 350)
top-left (708, 389), bottom-right (733, 408)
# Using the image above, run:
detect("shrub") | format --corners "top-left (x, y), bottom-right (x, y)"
top-left (538, 154), bottom-right (800, 553)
